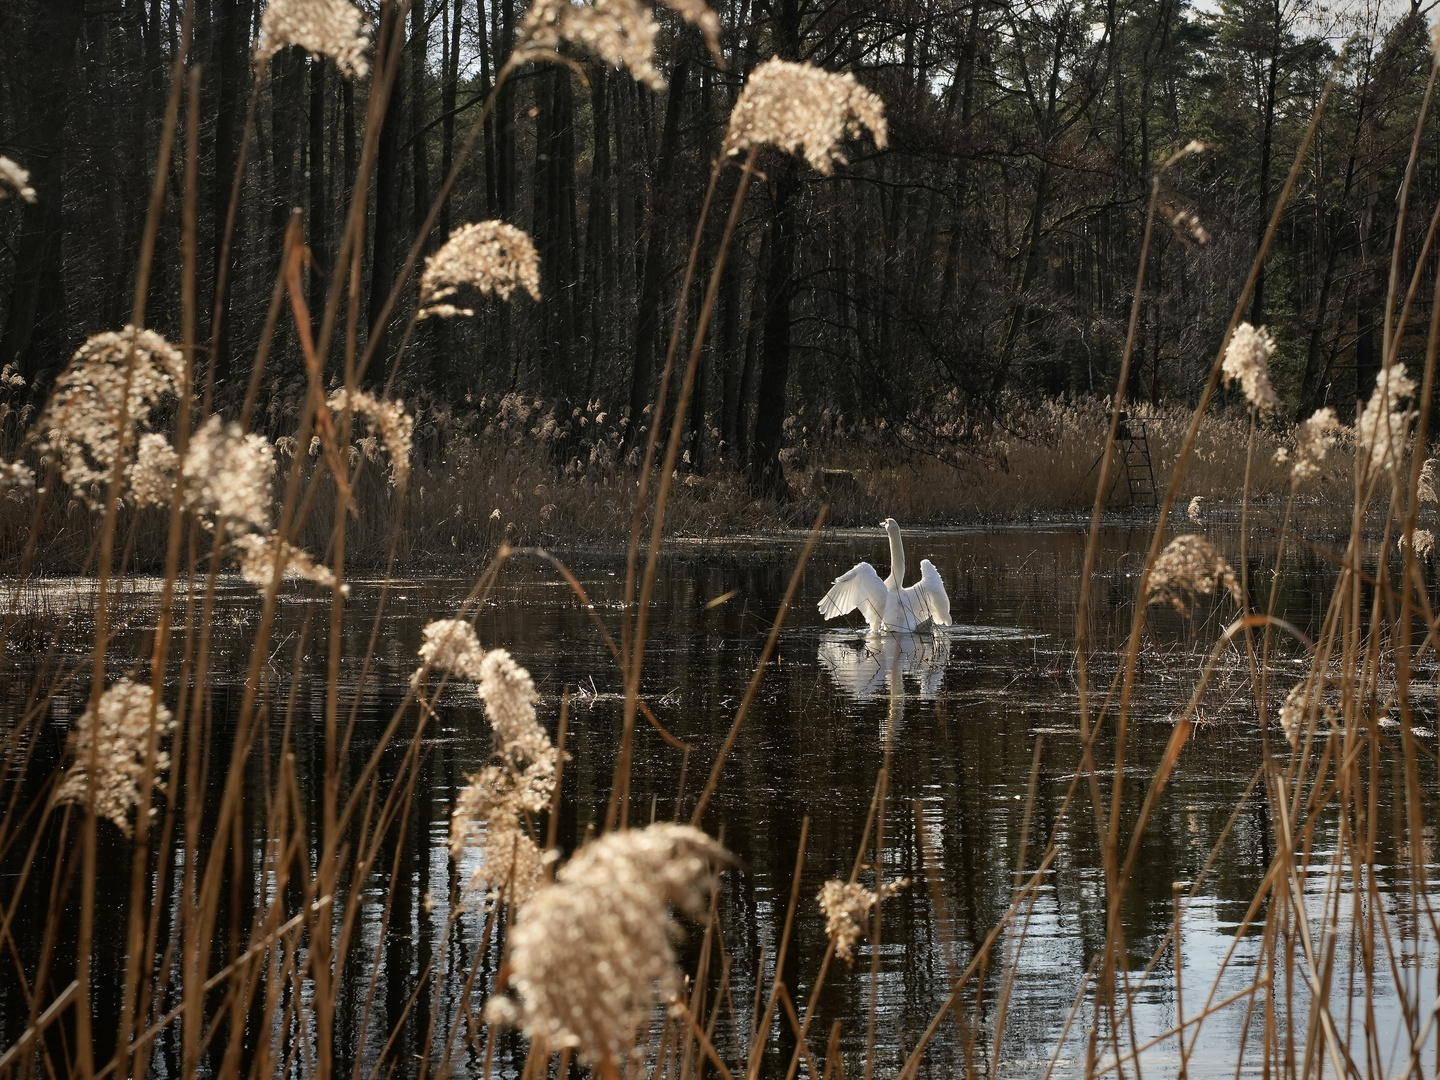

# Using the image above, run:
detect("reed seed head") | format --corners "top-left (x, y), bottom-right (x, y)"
top-left (1165, 207), bottom-right (1209, 246)
top-left (1146, 534), bottom-right (1241, 615)
top-left (1187, 496), bottom-right (1204, 525)
top-left (0, 460), bottom-right (35, 494)
top-left (328, 389), bottom-right (414, 488)
top-left (723, 58), bottom-right (888, 175)
top-left (1279, 683), bottom-right (1307, 749)
top-left (516, 0), bottom-right (662, 88)
top-left (40, 327), bottom-right (184, 507)
top-left (818, 878), bottom-right (909, 964)
top-left (128, 432), bottom-right (180, 508)
top-left (656, 0), bottom-right (721, 62)
top-left (1221, 323), bottom-right (1279, 415)
top-left (1358, 364), bottom-right (1416, 476)
top-left (419, 221), bottom-right (541, 318)
top-left (417, 619), bottom-right (486, 681)
top-left (1420, 458), bottom-right (1439, 504)
top-left (0, 156), bottom-right (36, 203)
top-left (450, 648), bottom-right (560, 902)
top-left (1276, 406), bottom-right (1343, 485)
top-left (54, 681), bottom-right (174, 837)
top-left (485, 823), bottom-right (728, 1069)
top-left (1399, 528), bottom-right (1435, 562)
top-left (183, 416), bottom-right (275, 535)
top-left (231, 533), bottom-right (344, 593)
top-left (257, 0), bottom-right (371, 77)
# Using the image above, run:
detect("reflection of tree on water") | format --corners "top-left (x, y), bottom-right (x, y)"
top-left (817, 631), bottom-right (951, 702)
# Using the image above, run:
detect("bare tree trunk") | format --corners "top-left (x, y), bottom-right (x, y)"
top-left (308, 58), bottom-right (328, 308)
top-left (626, 57), bottom-right (690, 439)
top-left (0, 0), bottom-right (85, 392)
top-left (749, 157), bottom-right (799, 497)
top-left (410, 0), bottom-right (431, 247)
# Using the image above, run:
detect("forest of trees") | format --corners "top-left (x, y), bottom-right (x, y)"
top-left (1, 0), bottom-right (1438, 496)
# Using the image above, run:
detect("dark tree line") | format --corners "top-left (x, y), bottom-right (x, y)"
top-left (2, 0), bottom-right (1439, 495)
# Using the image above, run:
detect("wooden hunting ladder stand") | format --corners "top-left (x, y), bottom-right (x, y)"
top-left (1116, 412), bottom-right (1157, 507)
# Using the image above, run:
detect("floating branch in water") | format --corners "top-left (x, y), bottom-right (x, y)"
top-left (256, 0), bottom-right (371, 77)
top-left (1145, 534), bottom-right (1241, 616)
top-left (485, 823), bottom-right (728, 1069)
top-left (53, 681), bottom-right (174, 837)
top-left (723, 58), bottom-right (888, 175)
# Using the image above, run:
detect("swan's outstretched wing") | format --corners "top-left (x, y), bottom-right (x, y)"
top-left (902, 559), bottom-right (952, 627)
top-left (818, 561), bottom-right (888, 632)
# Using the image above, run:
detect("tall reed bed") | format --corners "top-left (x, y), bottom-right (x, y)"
top-left (0, 1), bottom-right (1436, 1079)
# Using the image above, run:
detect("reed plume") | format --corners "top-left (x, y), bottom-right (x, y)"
top-left (0, 156), bottom-right (36, 203)
top-left (1276, 406), bottom-right (1344, 484)
top-left (485, 823), bottom-right (728, 1069)
top-left (53, 681), bottom-right (173, 837)
top-left (1357, 363), bottom-right (1415, 476)
top-left (182, 416), bottom-right (276, 534)
top-left (722, 58), bottom-right (888, 174)
top-left (328, 389), bottom-right (414, 488)
top-left (231, 533), bottom-right (343, 593)
top-left (418, 221), bottom-right (542, 318)
top-left (1221, 322), bottom-right (1279, 414)
top-left (450, 649), bottom-right (559, 902)
top-left (37, 327), bottom-right (183, 507)
top-left (1145, 534), bottom-right (1241, 615)
top-left (416, 618), bottom-right (486, 681)
top-left (818, 877), bottom-right (909, 964)
top-left (256, 0), bottom-right (371, 77)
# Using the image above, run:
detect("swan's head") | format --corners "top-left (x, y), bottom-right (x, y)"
top-left (881, 517), bottom-right (900, 536)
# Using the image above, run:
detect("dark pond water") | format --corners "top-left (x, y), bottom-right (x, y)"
top-left (3, 522), bottom-right (1437, 1078)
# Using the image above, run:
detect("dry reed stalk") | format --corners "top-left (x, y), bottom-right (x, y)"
top-left (741, 817), bottom-right (808, 1080)
top-left (1083, 65), bottom-right (1340, 1073)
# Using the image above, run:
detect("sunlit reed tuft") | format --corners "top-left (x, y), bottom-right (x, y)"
top-left (182, 416), bottom-right (276, 534)
top-left (1275, 406), bottom-right (1343, 484)
top-left (722, 58), bottom-right (888, 175)
top-left (328, 388), bottom-right (415, 488)
top-left (1221, 322), bottom-right (1279, 414)
top-left (485, 823), bottom-right (728, 1069)
top-left (0, 156), bottom-right (36, 203)
top-left (450, 649), bottom-right (559, 902)
top-left (1278, 682), bottom-right (1308, 749)
top-left (1145, 534), bottom-right (1241, 615)
top-left (1399, 528), bottom-right (1435, 561)
top-left (37, 327), bottom-right (183, 507)
top-left (53, 681), bottom-right (173, 837)
top-left (256, 0), bottom-right (371, 77)
top-left (1187, 495), bottom-right (1204, 525)
top-left (418, 221), bottom-right (542, 318)
top-left (416, 618), bottom-right (486, 682)
top-left (818, 877), bottom-right (909, 964)
top-left (231, 533), bottom-right (343, 593)
top-left (1357, 363), bottom-right (1416, 476)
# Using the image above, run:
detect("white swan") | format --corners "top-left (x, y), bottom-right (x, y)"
top-left (818, 518), bottom-right (952, 633)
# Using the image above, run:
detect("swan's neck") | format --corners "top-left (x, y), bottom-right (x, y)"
top-left (887, 526), bottom-right (906, 590)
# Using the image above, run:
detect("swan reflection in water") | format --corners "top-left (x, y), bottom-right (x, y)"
top-left (818, 630), bottom-right (951, 703)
